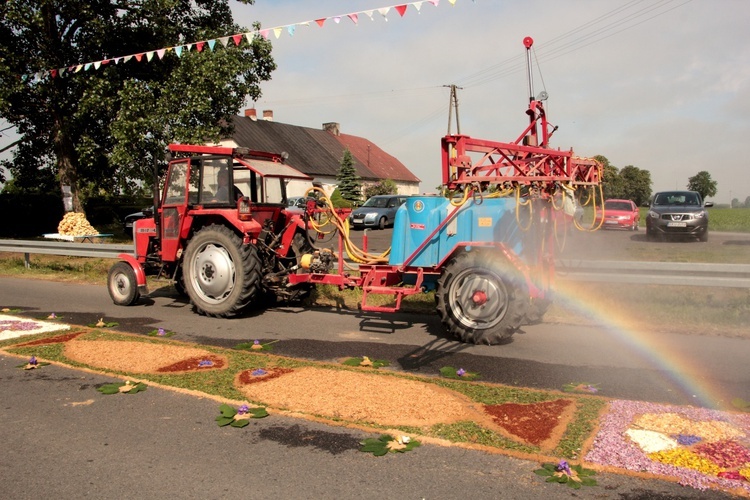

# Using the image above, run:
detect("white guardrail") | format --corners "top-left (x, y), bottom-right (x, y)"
top-left (0, 239), bottom-right (748, 288)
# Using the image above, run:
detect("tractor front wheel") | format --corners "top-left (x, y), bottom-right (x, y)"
top-left (107, 262), bottom-right (140, 306)
top-left (436, 250), bottom-right (527, 345)
top-left (183, 224), bottom-right (262, 317)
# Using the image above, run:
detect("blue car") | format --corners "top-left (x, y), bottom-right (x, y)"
top-left (349, 195), bottom-right (407, 229)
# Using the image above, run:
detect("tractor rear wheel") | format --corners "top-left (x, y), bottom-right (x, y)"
top-left (107, 262), bottom-right (140, 306)
top-left (183, 224), bottom-right (262, 317)
top-left (436, 250), bottom-right (527, 345)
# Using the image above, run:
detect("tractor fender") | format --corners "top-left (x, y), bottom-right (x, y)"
top-left (116, 253), bottom-right (149, 294)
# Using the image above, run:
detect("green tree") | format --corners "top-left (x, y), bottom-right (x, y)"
top-left (0, 0), bottom-right (275, 214)
top-left (363, 178), bottom-right (397, 199)
top-left (687, 171), bottom-right (717, 201)
top-left (744, 196), bottom-right (750, 208)
top-left (596, 155), bottom-right (623, 200)
top-left (619, 165), bottom-right (652, 206)
top-left (336, 149), bottom-right (362, 205)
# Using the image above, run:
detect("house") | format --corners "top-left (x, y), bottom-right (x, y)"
top-left (219, 109), bottom-right (420, 198)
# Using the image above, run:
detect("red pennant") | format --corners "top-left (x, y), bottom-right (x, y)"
top-left (395, 5), bottom-right (408, 17)
top-left (232, 34), bottom-right (243, 46)
top-left (101, 59), bottom-right (110, 65)
top-left (196, 41), bottom-right (205, 52)
top-left (135, 53), bottom-right (144, 62)
top-left (50, 69), bottom-right (58, 78)
top-left (315, 18), bottom-right (326, 27)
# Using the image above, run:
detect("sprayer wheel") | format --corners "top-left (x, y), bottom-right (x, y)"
top-left (436, 249), bottom-right (527, 345)
top-left (183, 224), bottom-right (261, 317)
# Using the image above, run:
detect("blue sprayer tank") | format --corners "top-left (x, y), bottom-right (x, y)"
top-left (389, 195), bottom-right (536, 268)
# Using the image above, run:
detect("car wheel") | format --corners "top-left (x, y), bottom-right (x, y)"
top-left (699, 230), bottom-right (708, 242)
top-left (378, 216), bottom-right (387, 230)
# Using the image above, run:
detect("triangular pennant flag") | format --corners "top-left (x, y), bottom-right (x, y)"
top-left (156, 49), bottom-right (166, 59)
top-left (348, 14), bottom-right (358, 24)
top-left (395, 5), bottom-right (408, 17)
top-left (414, 2), bottom-right (424, 12)
top-left (50, 69), bottom-right (58, 78)
top-left (196, 41), bottom-right (205, 52)
top-left (378, 7), bottom-right (390, 20)
top-left (207, 39), bottom-right (216, 51)
top-left (94, 61), bottom-right (101, 70)
top-left (260, 29), bottom-right (269, 39)
top-left (122, 56), bottom-right (132, 63)
top-left (429, 0), bottom-right (439, 5)
top-left (244, 32), bottom-right (255, 43)
top-left (449, 0), bottom-right (456, 4)
top-left (299, 21), bottom-right (310, 27)
top-left (101, 59), bottom-right (110, 65)
top-left (186, 43), bottom-right (193, 51)
top-left (364, 10), bottom-right (374, 20)
top-left (58, 68), bottom-right (66, 77)
top-left (315, 18), bottom-right (326, 27)
top-left (232, 34), bottom-right (243, 46)
top-left (287, 25), bottom-right (296, 36)
top-left (333, 17), bottom-right (341, 24)
top-left (175, 46), bottom-right (183, 57)
top-left (146, 51), bottom-right (154, 62)
top-left (135, 53), bottom-right (144, 61)
top-left (273, 27), bottom-right (282, 38)
top-left (84, 63), bottom-right (92, 71)
top-left (219, 36), bottom-right (230, 47)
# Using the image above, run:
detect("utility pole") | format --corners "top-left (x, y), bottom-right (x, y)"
top-left (444, 84), bottom-right (463, 135)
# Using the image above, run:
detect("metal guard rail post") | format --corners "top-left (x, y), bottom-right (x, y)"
top-left (0, 239), bottom-right (133, 268)
top-left (0, 239), bottom-right (748, 288)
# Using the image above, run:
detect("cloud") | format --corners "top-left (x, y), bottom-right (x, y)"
top-left (232, 0), bottom-right (750, 201)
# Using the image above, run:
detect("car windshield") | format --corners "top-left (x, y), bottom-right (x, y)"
top-left (604, 201), bottom-right (632, 211)
top-left (362, 197), bottom-right (389, 208)
top-left (653, 192), bottom-right (700, 206)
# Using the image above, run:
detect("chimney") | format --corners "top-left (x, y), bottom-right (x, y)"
top-left (244, 108), bottom-right (257, 121)
top-left (322, 122), bottom-right (340, 136)
top-left (263, 110), bottom-right (273, 121)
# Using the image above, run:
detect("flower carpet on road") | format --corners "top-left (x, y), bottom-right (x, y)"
top-left (0, 313), bottom-right (70, 341)
top-left (1, 314), bottom-right (749, 497)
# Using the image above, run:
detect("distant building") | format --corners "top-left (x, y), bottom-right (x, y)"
top-left (219, 109), bottom-right (420, 198)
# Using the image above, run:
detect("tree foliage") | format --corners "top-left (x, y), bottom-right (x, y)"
top-left (0, 0), bottom-right (275, 214)
top-left (363, 178), bottom-right (397, 199)
top-left (336, 149), bottom-right (362, 205)
top-left (596, 155), bottom-right (651, 205)
top-left (687, 171), bottom-right (717, 201)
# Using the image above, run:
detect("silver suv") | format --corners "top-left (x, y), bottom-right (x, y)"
top-left (646, 190), bottom-right (713, 242)
top-left (349, 195), bottom-right (407, 229)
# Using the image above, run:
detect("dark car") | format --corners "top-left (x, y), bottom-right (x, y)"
top-left (349, 195), bottom-right (407, 229)
top-left (123, 207), bottom-right (153, 238)
top-left (595, 199), bottom-right (640, 231)
top-left (646, 190), bottom-right (713, 242)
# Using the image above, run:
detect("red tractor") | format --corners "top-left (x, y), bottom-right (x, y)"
top-left (108, 37), bottom-right (603, 345)
top-left (107, 144), bottom-right (328, 317)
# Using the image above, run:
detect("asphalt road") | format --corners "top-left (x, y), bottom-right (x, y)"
top-left (2, 228), bottom-right (749, 499)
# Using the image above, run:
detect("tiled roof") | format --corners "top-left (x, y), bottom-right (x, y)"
top-left (229, 116), bottom-right (420, 183)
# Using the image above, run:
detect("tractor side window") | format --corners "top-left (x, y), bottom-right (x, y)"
top-left (264, 177), bottom-right (284, 204)
top-left (164, 162), bottom-right (189, 205)
top-left (189, 161), bottom-right (200, 204)
top-left (203, 159), bottom-right (233, 204)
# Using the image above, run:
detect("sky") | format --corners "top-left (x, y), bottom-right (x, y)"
top-left (226, 0), bottom-right (750, 203)
top-left (1, 0), bottom-right (748, 204)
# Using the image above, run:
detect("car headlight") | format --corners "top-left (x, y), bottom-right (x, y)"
top-left (364, 212), bottom-right (378, 222)
top-left (648, 211), bottom-right (659, 219)
top-left (694, 210), bottom-right (707, 219)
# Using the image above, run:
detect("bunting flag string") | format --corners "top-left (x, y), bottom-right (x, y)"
top-left (25, 0), bottom-right (472, 82)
